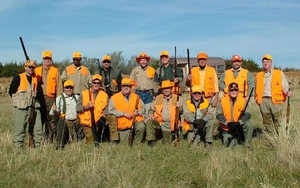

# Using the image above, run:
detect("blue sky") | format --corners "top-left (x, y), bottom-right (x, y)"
top-left (0, 0), bottom-right (300, 68)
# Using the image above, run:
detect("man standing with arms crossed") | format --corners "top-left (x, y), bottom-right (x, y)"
top-left (219, 54), bottom-right (254, 99)
top-left (255, 54), bottom-right (291, 135)
top-left (35, 50), bottom-right (62, 141)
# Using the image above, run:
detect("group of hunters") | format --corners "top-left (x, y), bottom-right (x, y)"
top-left (8, 49), bottom-right (292, 149)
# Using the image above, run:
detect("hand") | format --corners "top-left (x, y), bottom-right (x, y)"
top-left (194, 119), bottom-right (206, 130)
top-left (227, 122), bottom-right (241, 132)
top-left (52, 105), bottom-right (57, 111)
top-left (123, 112), bottom-right (133, 119)
top-left (88, 101), bottom-right (94, 108)
top-left (32, 91), bottom-right (37, 97)
top-left (186, 74), bottom-right (191, 81)
top-left (173, 77), bottom-right (179, 84)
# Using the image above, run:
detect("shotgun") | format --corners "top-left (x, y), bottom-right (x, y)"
top-left (128, 95), bottom-right (140, 147)
top-left (173, 46), bottom-right (180, 147)
top-left (28, 83), bottom-right (36, 148)
top-left (286, 89), bottom-right (290, 134)
top-left (19, 37), bottom-right (30, 61)
top-left (88, 86), bottom-right (99, 147)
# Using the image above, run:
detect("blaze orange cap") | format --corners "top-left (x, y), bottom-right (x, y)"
top-left (72, 52), bottom-right (82, 59)
top-left (102, 55), bottom-right (111, 62)
top-left (136, 52), bottom-right (150, 63)
top-left (92, 74), bottom-right (102, 82)
top-left (160, 50), bottom-right (170, 57)
top-left (42, 50), bottom-right (52, 58)
top-left (63, 80), bottom-right (75, 87)
top-left (160, 80), bottom-right (174, 89)
top-left (121, 78), bottom-right (133, 86)
top-left (231, 55), bottom-right (242, 62)
top-left (262, 54), bottom-right (272, 61)
top-left (191, 85), bottom-right (202, 93)
top-left (25, 60), bottom-right (37, 67)
top-left (197, 52), bottom-right (208, 60)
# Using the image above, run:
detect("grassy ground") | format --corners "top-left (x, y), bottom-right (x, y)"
top-left (0, 87), bottom-right (299, 188)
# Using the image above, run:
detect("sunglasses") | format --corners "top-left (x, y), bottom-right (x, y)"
top-left (192, 92), bottom-right (202, 95)
top-left (27, 66), bottom-right (35, 69)
top-left (92, 82), bottom-right (101, 85)
top-left (103, 61), bottom-right (111, 64)
top-left (65, 86), bottom-right (74, 89)
top-left (160, 55), bottom-right (168, 59)
top-left (73, 59), bottom-right (81, 61)
top-left (230, 89), bottom-right (238, 92)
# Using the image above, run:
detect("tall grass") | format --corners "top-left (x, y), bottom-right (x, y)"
top-left (0, 87), bottom-right (299, 188)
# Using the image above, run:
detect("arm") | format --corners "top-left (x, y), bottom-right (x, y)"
top-left (61, 69), bottom-right (67, 83)
top-left (182, 101), bottom-right (195, 123)
top-left (216, 102), bottom-right (228, 125)
top-left (218, 72), bottom-right (226, 91)
top-left (247, 71), bottom-right (255, 97)
top-left (76, 94), bottom-right (85, 113)
top-left (9, 75), bottom-right (20, 97)
top-left (281, 71), bottom-right (290, 95)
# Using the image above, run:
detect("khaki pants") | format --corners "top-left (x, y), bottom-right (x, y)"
top-left (119, 121), bottom-right (146, 144)
top-left (14, 107), bottom-right (42, 147)
top-left (146, 119), bottom-right (174, 145)
top-left (259, 98), bottom-right (283, 134)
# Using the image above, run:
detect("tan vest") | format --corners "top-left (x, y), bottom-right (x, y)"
top-left (12, 73), bottom-right (38, 109)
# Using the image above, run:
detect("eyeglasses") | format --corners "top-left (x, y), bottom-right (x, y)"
top-left (103, 61), bottom-right (111, 64)
top-left (64, 86), bottom-right (74, 89)
top-left (92, 82), bottom-right (101, 85)
top-left (122, 85), bottom-right (131, 88)
top-left (230, 89), bottom-right (238, 92)
top-left (160, 55), bottom-right (168, 59)
top-left (192, 92), bottom-right (202, 95)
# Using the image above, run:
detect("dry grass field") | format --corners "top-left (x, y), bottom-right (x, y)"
top-left (0, 72), bottom-right (299, 187)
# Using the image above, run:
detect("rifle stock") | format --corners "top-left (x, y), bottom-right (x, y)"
top-left (128, 95), bottom-right (140, 147)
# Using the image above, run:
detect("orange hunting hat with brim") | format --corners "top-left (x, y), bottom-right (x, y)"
top-left (121, 78), bottom-right (133, 86)
top-left (160, 80), bottom-right (174, 89)
top-left (197, 52), bottom-right (208, 60)
top-left (63, 80), bottom-right (75, 87)
top-left (92, 74), bottom-right (103, 82)
top-left (136, 52), bottom-right (150, 63)
top-left (102, 55), bottom-right (111, 62)
top-left (42, 50), bottom-right (52, 58)
top-left (231, 55), bottom-right (242, 61)
top-left (25, 60), bottom-right (37, 67)
top-left (191, 85), bottom-right (202, 93)
top-left (262, 54), bottom-right (272, 61)
top-left (160, 50), bottom-right (170, 57)
top-left (72, 51), bottom-right (82, 59)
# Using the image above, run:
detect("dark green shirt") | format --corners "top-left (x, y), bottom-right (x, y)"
top-left (154, 63), bottom-right (183, 85)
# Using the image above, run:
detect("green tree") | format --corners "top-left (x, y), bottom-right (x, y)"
top-left (1, 61), bottom-right (23, 77)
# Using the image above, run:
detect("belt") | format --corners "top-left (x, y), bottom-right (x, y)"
top-left (262, 96), bottom-right (272, 99)
top-left (136, 89), bottom-right (151, 93)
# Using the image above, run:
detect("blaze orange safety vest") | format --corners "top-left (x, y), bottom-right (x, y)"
top-left (66, 65), bottom-right (89, 76)
top-left (255, 69), bottom-right (286, 105)
top-left (183, 98), bottom-right (209, 131)
top-left (111, 92), bottom-right (144, 130)
top-left (153, 94), bottom-right (179, 131)
top-left (191, 66), bottom-right (216, 97)
top-left (35, 66), bottom-right (59, 97)
top-left (18, 72), bottom-right (38, 92)
top-left (78, 89), bottom-right (108, 127)
top-left (220, 96), bottom-right (245, 131)
top-left (223, 68), bottom-right (248, 97)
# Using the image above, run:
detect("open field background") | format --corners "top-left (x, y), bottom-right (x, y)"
top-left (0, 73), bottom-right (300, 188)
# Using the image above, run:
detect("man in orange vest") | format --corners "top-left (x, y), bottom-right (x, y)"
top-left (182, 85), bottom-right (214, 148)
top-left (130, 52), bottom-right (158, 118)
top-left (35, 50), bottom-right (62, 141)
top-left (9, 60), bottom-right (43, 148)
top-left (219, 54), bottom-right (254, 99)
top-left (255, 54), bottom-right (292, 134)
top-left (216, 82), bottom-right (253, 148)
top-left (49, 80), bottom-right (79, 149)
top-left (108, 78), bottom-right (146, 145)
top-left (145, 80), bottom-right (182, 146)
top-left (76, 74), bottom-right (108, 144)
top-left (61, 51), bottom-right (92, 95)
top-left (186, 52), bottom-right (219, 107)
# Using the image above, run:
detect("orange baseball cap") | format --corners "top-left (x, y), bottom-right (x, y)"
top-left (42, 50), bottom-right (52, 58)
top-left (63, 80), bottom-right (75, 87)
top-left (197, 52), bottom-right (208, 60)
top-left (160, 50), bottom-right (170, 57)
top-left (72, 51), bottom-right (82, 59)
top-left (231, 55), bottom-right (242, 61)
top-left (92, 74), bottom-right (102, 82)
top-left (262, 54), bottom-right (272, 61)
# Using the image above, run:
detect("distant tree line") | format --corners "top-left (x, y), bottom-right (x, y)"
top-left (0, 52), bottom-right (298, 78)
